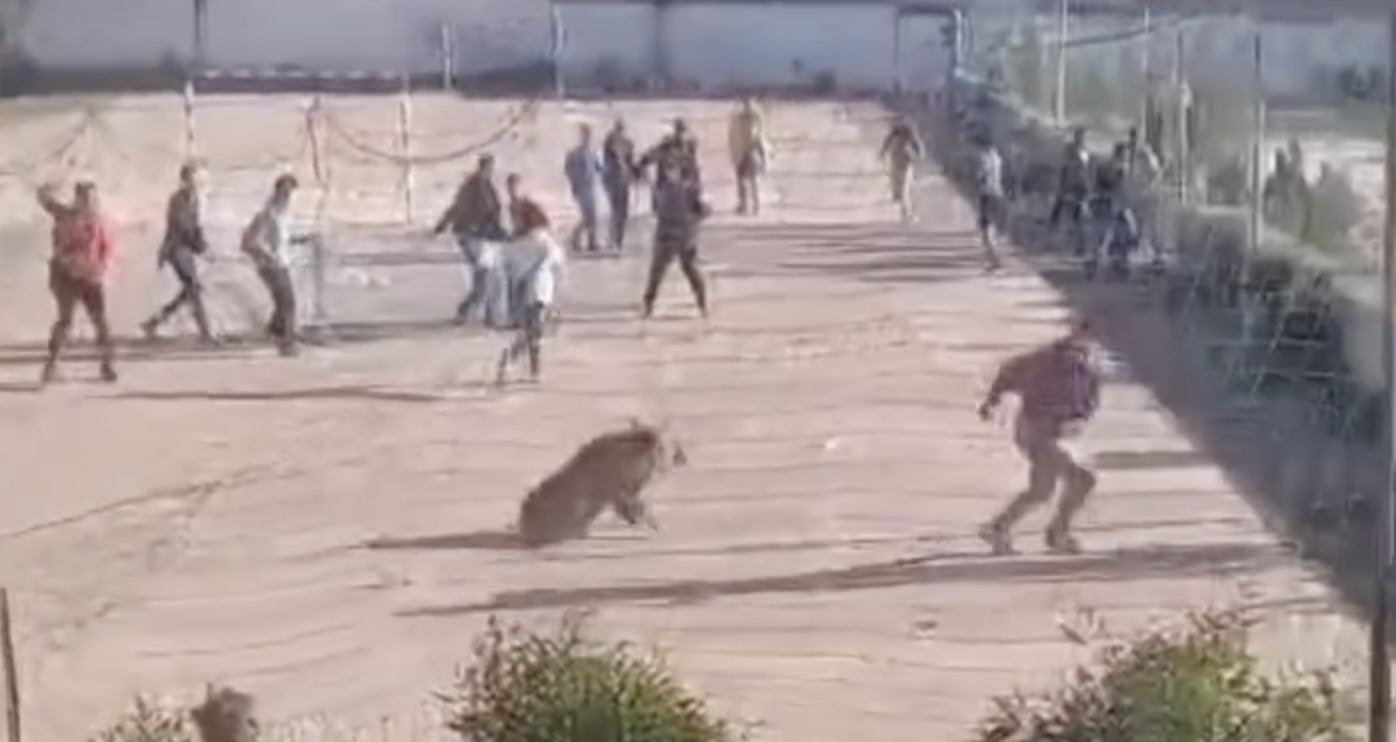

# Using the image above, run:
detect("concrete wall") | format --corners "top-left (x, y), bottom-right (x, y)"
top-left (19, 0), bottom-right (192, 68)
top-left (13, 0), bottom-right (554, 74)
top-left (556, 1), bottom-right (952, 92)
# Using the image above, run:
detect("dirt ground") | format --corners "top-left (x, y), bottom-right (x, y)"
top-left (0, 94), bottom-right (1377, 742)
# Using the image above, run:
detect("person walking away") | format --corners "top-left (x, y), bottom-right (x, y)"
top-left (976, 318), bottom-right (1102, 555)
top-left (497, 173), bottom-right (566, 386)
top-left (641, 161), bottom-right (710, 319)
top-left (972, 132), bottom-right (1006, 270)
top-left (142, 162), bottom-right (216, 344)
top-left (1048, 127), bottom-right (1090, 254)
top-left (602, 119), bottom-right (638, 250)
top-left (564, 124), bottom-right (606, 253)
top-left (878, 115), bottom-right (924, 223)
top-left (728, 97), bottom-right (770, 215)
top-left (434, 154), bottom-right (508, 325)
top-left (241, 174), bottom-right (311, 357)
top-left (37, 181), bottom-right (117, 384)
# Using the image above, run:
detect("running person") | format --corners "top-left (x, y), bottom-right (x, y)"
top-left (878, 115), bottom-right (925, 223)
top-left (972, 132), bottom-right (1006, 270)
top-left (142, 162), bottom-right (216, 343)
top-left (977, 318), bottom-right (1102, 555)
top-left (496, 174), bottom-right (566, 386)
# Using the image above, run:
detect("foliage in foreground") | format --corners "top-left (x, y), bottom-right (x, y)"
top-left (973, 609), bottom-right (1354, 742)
top-left (438, 612), bottom-right (738, 742)
top-left (89, 696), bottom-right (198, 742)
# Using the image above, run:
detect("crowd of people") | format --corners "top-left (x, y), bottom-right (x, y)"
top-left (26, 97), bottom-right (1114, 554)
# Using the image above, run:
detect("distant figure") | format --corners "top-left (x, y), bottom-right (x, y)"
top-left (641, 160), bottom-right (709, 319)
top-left (434, 154), bottom-right (508, 326)
top-left (240, 174), bottom-right (312, 357)
top-left (971, 132), bottom-right (1006, 270)
top-left (602, 119), bottom-right (639, 250)
top-left (36, 180), bottom-right (117, 384)
top-left (497, 173), bottom-right (566, 386)
top-left (143, 162), bottom-right (216, 344)
top-left (564, 123), bottom-right (606, 253)
top-left (728, 97), bottom-right (770, 215)
top-left (977, 318), bottom-right (1102, 555)
top-left (1049, 127), bottom-right (1090, 254)
top-left (878, 115), bottom-right (924, 223)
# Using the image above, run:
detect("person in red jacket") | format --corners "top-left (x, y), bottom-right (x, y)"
top-left (976, 318), bottom-right (1102, 555)
top-left (37, 180), bottom-right (117, 384)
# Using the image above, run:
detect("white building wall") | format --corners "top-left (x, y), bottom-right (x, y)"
top-left (19, 0), bottom-right (192, 68)
top-left (202, 0), bottom-right (553, 74)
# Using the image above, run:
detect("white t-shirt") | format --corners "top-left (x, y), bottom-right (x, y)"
top-left (503, 229), bottom-right (567, 307)
top-left (241, 200), bottom-right (293, 269)
top-left (976, 147), bottom-right (1004, 199)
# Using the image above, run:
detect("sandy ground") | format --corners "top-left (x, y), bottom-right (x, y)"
top-left (0, 94), bottom-right (1378, 741)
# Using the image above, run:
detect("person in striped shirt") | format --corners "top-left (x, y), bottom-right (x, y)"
top-left (37, 180), bottom-right (117, 384)
top-left (976, 318), bottom-right (1102, 555)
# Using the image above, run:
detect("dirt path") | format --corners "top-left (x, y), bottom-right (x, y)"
top-left (0, 96), bottom-right (1372, 742)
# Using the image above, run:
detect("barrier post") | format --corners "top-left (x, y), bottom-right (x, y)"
top-left (1, 588), bottom-right (21, 742)
top-left (440, 24), bottom-right (455, 91)
top-left (305, 95), bottom-right (329, 325)
top-left (182, 76), bottom-right (197, 160)
top-left (398, 77), bottom-right (414, 223)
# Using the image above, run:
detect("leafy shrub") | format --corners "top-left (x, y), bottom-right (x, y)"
top-left (438, 612), bottom-right (739, 742)
top-left (972, 609), bottom-right (1355, 742)
top-left (89, 696), bottom-right (198, 742)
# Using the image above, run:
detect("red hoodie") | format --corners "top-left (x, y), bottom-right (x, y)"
top-left (40, 190), bottom-right (114, 284)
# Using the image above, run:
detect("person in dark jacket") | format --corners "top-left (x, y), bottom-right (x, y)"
top-left (434, 154), bottom-right (508, 325)
top-left (142, 162), bottom-right (216, 343)
top-left (977, 318), bottom-right (1102, 555)
top-left (641, 160), bottom-right (709, 319)
top-left (602, 119), bottom-right (638, 250)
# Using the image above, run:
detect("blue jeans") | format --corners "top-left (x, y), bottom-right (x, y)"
top-left (456, 237), bottom-right (509, 328)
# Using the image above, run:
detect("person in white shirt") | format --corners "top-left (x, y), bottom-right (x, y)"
top-left (972, 132), bottom-right (1006, 270)
top-left (496, 174), bottom-right (567, 386)
top-left (240, 174), bottom-right (311, 356)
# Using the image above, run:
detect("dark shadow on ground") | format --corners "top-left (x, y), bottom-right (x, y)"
top-left (113, 384), bottom-right (446, 404)
top-left (911, 102), bottom-right (1390, 633)
top-left (397, 541), bottom-right (1285, 617)
top-left (365, 530), bottom-right (524, 551)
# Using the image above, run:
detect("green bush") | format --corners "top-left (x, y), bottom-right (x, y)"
top-left (972, 609), bottom-right (1355, 742)
top-left (438, 613), bottom-right (740, 742)
top-left (89, 696), bottom-right (198, 742)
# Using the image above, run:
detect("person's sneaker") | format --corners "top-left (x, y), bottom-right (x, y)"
top-left (1045, 529), bottom-right (1082, 555)
top-left (39, 363), bottom-right (58, 386)
top-left (197, 334), bottom-right (223, 349)
top-left (140, 319), bottom-right (159, 341)
top-left (978, 523), bottom-right (1015, 556)
top-left (98, 364), bottom-right (118, 383)
top-left (277, 342), bottom-right (300, 358)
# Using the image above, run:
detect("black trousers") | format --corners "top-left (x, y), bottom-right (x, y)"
top-left (46, 262), bottom-right (114, 369)
top-left (642, 238), bottom-right (707, 315)
top-left (149, 245), bottom-right (212, 337)
top-left (256, 263), bottom-right (297, 349)
top-left (605, 180), bottom-right (631, 249)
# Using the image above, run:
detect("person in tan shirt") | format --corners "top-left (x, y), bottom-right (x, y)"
top-left (728, 97), bottom-right (769, 215)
